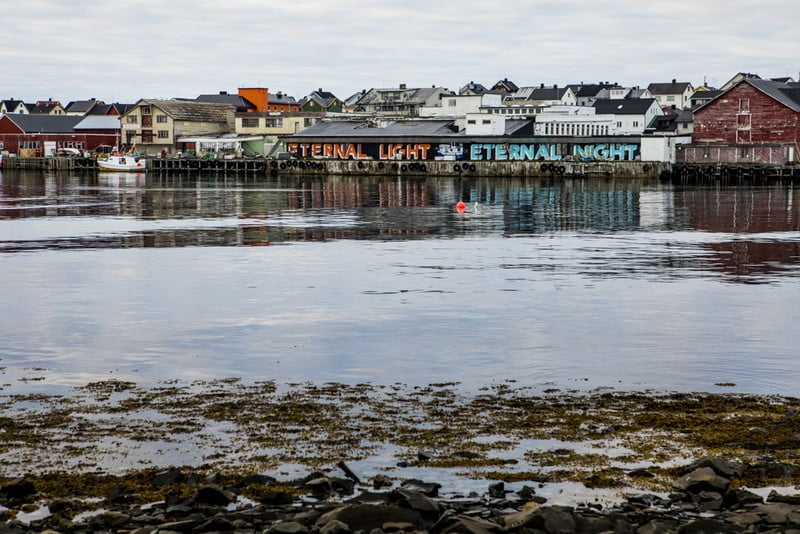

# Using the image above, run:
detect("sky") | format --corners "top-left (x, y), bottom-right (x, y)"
top-left (3, 0), bottom-right (799, 105)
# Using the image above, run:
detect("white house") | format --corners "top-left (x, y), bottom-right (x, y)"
top-left (647, 80), bottom-right (695, 110)
top-left (420, 93), bottom-right (503, 118)
top-left (593, 98), bottom-right (663, 135)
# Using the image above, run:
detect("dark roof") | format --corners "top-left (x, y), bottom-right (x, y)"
top-left (269, 93), bottom-right (297, 105)
top-left (88, 103), bottom-right (114, 115)
top-left (567, 83), bottom-right (618, 98)
top-left (460, 81), bottom-right (488, 94)
top-left (691, 89), bottom-right (723, 101)
top-left (493, 78), bottom-right (519, 92)
top-left (646, 115), bottom-right (677, 132)
top-left (1, 99), bottom-right (27, 111)
top-left (289, 120), bottom-right (458, 138)
top-left (65, 99), bottom-right (102, 113)
top-left (0, 114), bottom-right (83, 133)
top-left (647, 81), bottom-right (693, 94)
top-left (196, 93), bottom-right (255, 109)
top-left (593, 98), bottom-right (658, 115)
top-left (676, 109), bottom-right (693, 123)
top-left (30, 102), bottom-right (63, 114)
top-left (528, 87), bottom-right (570, 101)
top-left (693, 78), bottom-right (800, 114)
top-left (130, 99), bottom-right (236, 122)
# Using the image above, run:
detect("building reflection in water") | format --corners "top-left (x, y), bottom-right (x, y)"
top-left (1, 171), bottom-right (799, 282)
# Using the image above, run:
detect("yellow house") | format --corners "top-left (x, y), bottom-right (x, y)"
top-left (120, 99), bottom-right (236, 155)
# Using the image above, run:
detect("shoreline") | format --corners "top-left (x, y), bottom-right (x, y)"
top-left (2, 379), bottom-right (800, 530)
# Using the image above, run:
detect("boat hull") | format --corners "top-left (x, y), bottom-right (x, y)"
top-left (98, 155), bottom-right (147, 172)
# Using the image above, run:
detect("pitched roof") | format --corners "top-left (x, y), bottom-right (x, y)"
top-left (196, 93), bottom-right (254, 109)
top-left (567, 83), bottom-right (618, 98)
top-left (647, 81), bottom-right (693, 94)
top-left (1, 99), bottom-right (27, 111)
top-left (269, 93), bottom-right (297, 105)
top-left (693, 78), bottom-right (800, 114)
top-left (135, 99), bottom-right (235, 121)
top-left (1, 114), bottom-right (82, 133)
top-left (30, 102), bottom-right (63, 114)
top-left (528, 87), bottom-right (571, 101)
top-left (65, 99), bottom-right (102, 113)
top-left (74, 116), bottom-right (120, 130)
top-left (289, 119), bottom-right (458, 138)
top-left (459, 81), bottom-right (488, 94)
top-left (593, 98), bottom-right (659, 115)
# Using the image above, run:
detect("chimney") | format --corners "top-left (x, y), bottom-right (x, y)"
top-left (540, 83), bottom-right (544, 88)
top-left (219, 91), bottom-right (227, 95)
top-left (672, 78), bottom-right (676, 84)
top-left (400, 83), bottom-right (407, 89)
top-left (318, 88), bottom-right (322, 93)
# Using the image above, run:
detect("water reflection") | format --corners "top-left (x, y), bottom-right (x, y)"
top-left (2, 172), bottom-right (799, 284)
top-left (2, 171), bottom-right (800, 393)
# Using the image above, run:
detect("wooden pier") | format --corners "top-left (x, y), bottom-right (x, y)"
top-left (664, 163), bottom-right (800, 182)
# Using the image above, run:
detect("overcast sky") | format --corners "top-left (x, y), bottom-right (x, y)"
top-left (3, 0), bottom-right (798, 104)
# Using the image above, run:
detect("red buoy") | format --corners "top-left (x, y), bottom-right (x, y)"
top-left (456, 201), bottom-right (466, 213)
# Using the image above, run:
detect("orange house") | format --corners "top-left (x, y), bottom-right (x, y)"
top-left (238, 88), bottom-right (270, 112)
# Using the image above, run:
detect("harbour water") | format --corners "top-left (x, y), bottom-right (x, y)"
top-left (1, 170), bottom-right (799, 395)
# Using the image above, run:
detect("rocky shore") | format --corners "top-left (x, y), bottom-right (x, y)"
top-left (2, 457), bottom-right (800, 533)
top-left (2, 380), bottom-right (800, 532)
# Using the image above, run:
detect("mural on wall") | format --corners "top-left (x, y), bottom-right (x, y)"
top-left (286, 142), bottom-right (640, 161)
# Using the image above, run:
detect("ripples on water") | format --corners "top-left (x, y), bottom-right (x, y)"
top-left (1, 170), bottom-right (799, 394)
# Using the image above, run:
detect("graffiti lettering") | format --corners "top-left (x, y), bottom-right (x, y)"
top-left (378, 144), bottom-right (431, 160)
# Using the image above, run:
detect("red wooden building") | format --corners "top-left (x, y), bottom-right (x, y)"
top-left (0, 114), bottom-right (119, 156)
top-left (679, 78), bottom-right (800, 164)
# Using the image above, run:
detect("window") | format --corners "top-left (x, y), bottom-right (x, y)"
top-left (126, 115), bottom-right (138, 124)
top-left (264, 118), bottom-right (283, 127)
top-left (156, 114), bottom-right (168, 123)
top-left (141, 105), bottom-right (151, 115)
top-left (740, 147), bottom-right (750, 157)
top-left (632, 121), bottom-right (639, 127)
top-left (666, 96), bottom-right (675, 101)
top-left (467, 119), bottom-right (476, 124)
top-left (20, 141), bottom-right (40, 149)
top-left (242, 117), bottom-right (259, 128)
top-left (141, 131), bottom-right (153, 143)
top-left (448, 99), bottom-right (457, 107)
top-left (739, 98), bottom-right (750, 112)
top-left (616, 121), bottom-right (623, 128)
top-left (157, 130), bottom-right (169, 139)
top-left (304, 118), bottom-right (315, 127)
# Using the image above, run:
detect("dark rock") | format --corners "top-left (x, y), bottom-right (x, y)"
top-left (673, 467), bottom-right (730, 494)
top-left (754, 502), bottom-right (798, 524)
top-left (719, 510), bottom-right (762, 527)
top-left (258, 489), bottom-right (296, 505)
top-left (685, 458), bottom-right (746, 479)
top-left (517, 485), bottom-right (536, 500)
top-left (637, 519), bottom-right (679, 533)
top-left (155, 518), bottom-right (203, 532)
top-left (513, 505), bottom-right (576, 533)
top-left (721, 487), bottom-right (763, 509)
top-left (399, 479), bottom-right (441, 497)
top-left (388, 488), bottom-right (441, 517)
top-left (0, 478), bottom-right (36, 503)
top-left (305, 477), bottom-right (333, 497)
top-left (319, 519), bottom-right (351, 534)
top-left (676, 518), bottom-right (739, 533)
top-left (487, 481), bottom-right (506, 499)
top-left (767, 489), bottom-right (800, 505)
top-left (197, 515), bottom-right (235, 531)
top-left (154, 467), bottom-right (185, 487)
top-left (336, 461), bottom-right (361, 484)
top-left (194, 485), bottom-right (231, 506)
top-left (268, 520), bottom-right (309, 533)
top-left (417, 450), bottom-right (435, 462)
top-left (345, 491), bottom-right (391, 504)
top-left (372, 474), bottom-right (393, 489)
top-left (436, 514), bottom-right (501, 533)
top-left (315, 504), bottom-right (422, 533)
top-left (331, 477), bottom-right (356, 495)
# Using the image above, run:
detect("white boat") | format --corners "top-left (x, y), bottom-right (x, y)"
top-left (98, 153), bottom-right (147, 172)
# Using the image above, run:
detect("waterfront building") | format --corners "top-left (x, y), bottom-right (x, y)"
top-left (566, 82), bottom-right (620, 107)
top-left (0, 114), bottom-right (118, 156)
top-left (592, 98), bottom-right (664, 135)
top-left (120, 99), bottom-right (235, 155)
top-left (232, 111), bottom-right (326, 155)
top-left (679, 77), bottom-right (800, 164)
top-left (196, 91), bottom-right (257, 112)
top-left (506, 85), bottom-right (576, 107)
top-left (647, 79), bottom-right (695, 110)
top-left (419, 93), bottom-right (504, 118)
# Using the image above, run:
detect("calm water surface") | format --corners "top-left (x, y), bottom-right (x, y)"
top-left (2, 170), bottom-right (799, 395)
